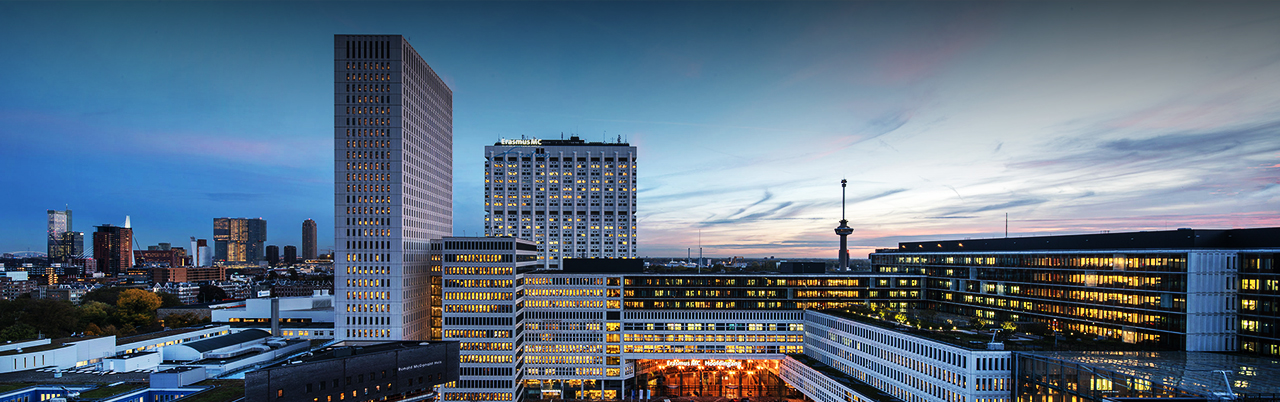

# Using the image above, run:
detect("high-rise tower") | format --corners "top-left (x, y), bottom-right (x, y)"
top-left (93, 224), bottom-right (132, 276)
top-left (834, 179), bottom-right (854, 270)
top-left (335, 34), bottom-right (452, 342)
top-left (213, 218), bottom-right (267, 263)
top-left (302, 219), bottom-right (317, 260)
top-left (47, 209), bottom-right (82, 262)
top-left (483, 136), bottom-right (637, 269)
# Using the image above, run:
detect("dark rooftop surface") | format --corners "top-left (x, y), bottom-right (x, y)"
top-left (298, 341), bottom-right (450, 364)
top-left (117, 326), bottom-right (225, 345)
top-left (1028, 351), bottom-right (1280, 398)
top-left (786, 354), bottom-right (903, 402)
top-left (885, 227), bottom-right (1280, 253)
top-left (157, 300), bottom-right (245, 310)
top-left (229, 322), bottom-right (334, 329)
top-left (187, 339), bottom-right (307, 365)
top-left (0, 369), bottom-right (150, 384)
top-left (180, 330), bottom-right (270, 353)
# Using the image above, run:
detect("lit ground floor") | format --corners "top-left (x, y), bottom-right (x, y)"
top-left (522, 359), bottom-right (801, 401)
top-left (637, 359), bottom-right (796, 400)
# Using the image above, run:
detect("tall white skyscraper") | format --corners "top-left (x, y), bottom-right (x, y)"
top-left (484, 136), bottom-right (637, 269)
top-left (335, 34), bottom-right (452, 342)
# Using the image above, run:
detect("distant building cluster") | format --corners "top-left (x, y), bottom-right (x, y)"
top-left (3, 211), bottom-right (333, 308)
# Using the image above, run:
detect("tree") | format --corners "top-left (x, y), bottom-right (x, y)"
top-left (0, 323), bottom-right (38, 341)
top-left (116, 289), bottom-right (162, 328)
top-left (197, 285), bottom-right (228, 303)
top-left (163, 312), bottom-right (209, 329)
top-left (1000, 321), bottom-right (1019, 333)
top-left (1, 298), bottom-right (80, 338)
top-left (83, 287), bottom-right (129, 306)
top-left (79, 301), bottom-right (113, 327)
top-left (893, 312), bottom-right (909, 325)
top-left (157, 292), bottom-right (184, 308)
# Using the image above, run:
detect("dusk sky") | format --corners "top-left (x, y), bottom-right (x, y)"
top-left (1, 2), bottom-right (1277, 259)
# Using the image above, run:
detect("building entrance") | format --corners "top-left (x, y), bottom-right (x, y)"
top-left (634, 359), bottom-right (794, 400)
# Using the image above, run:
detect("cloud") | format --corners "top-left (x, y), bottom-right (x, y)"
top-left (849, 188), bottom-right (909, 204)
top-left (727, 191), bottom-right (774, 218)
top-left (699, 201), bottom-right (800, 227)
top-left (1099, 121), bottom-right (1280, 155)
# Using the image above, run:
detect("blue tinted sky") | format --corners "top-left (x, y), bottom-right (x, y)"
top-left (1, 2), bottom-right (1277, 258)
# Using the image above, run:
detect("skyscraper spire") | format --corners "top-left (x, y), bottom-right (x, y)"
top-left (835, 179), bottom-right (854, 271)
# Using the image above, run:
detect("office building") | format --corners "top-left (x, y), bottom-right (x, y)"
top-left (303, 218), bottom-right (318, 260)
top-left (214, 217), bottom-right (267, 263)
top-left (47, 209), bottom-right (83, 263)
top-left (47, 209), bottom-right (70, 257)
top-left (484, 136), bottom-right (637, 269)
top-left (284, 245), bottom-right (298, 265)
top-left (190, 237), bottom-right (212, 267)
top-left (0, 275), bottom-right (36, 300)
top-left (265, 245), bottom-right (280, 266)
top-left (417, 227), bottom-right (1280, 402)
top-left (93, 224), bottom-right (133, 276)
top-left (870, 227), bottom-right (1280, 353)
top-left (135, 249), bottom-right (185, 268)
top-left (437, 237), bottom-right (540, 402)
top-left (334, 34), bottom-right (453, 342)
top-left (56, 231), bottom-right (84, 262)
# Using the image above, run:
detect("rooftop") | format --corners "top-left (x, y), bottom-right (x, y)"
top-left (298, 341), bottom-right (449, 364)
top-left (1027, 351), bottom-right (1280, 398)
top-left (786, 353), bottom-right (903, 402)
top-left (116, 325), bottom-right (226, 345)
top-left (180, 329), bottom-right (270, 352)
top-left (882, 227), bottom-right (1280, 253)
top-left (490, 136), bottom-right (631, 147)
top-left (0, 336), bottom-right (108, 357)
top-left (816, 309), bottom-right (1170, 353)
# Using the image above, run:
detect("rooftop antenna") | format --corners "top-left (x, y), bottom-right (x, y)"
top-left (1005, 213), bottom-right (1008, 238)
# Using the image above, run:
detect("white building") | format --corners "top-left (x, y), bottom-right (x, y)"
top-left (796, 310), bottom-right (1012, 402)
top-left (484, 137), bottom-right (638, 269)
top-left (438, 236), bottom-right (539, 402)
top-left (0, 337), bottom-right (114, 373)
top-left (334, 34), bottom-right (452, 342)
top-left (211, 292), bottom-right (333, 324)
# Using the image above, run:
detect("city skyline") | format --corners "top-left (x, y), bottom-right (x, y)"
top-left (2, 2), bottom-right (1278, 258)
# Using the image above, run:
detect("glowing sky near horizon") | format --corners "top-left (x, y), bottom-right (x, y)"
top-left (1, 2), bottom-right (1277, 258)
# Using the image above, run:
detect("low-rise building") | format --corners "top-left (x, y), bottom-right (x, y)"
top-left (245, 341), bottom-right (460, 402)
top-left (0, 275), bottom-right (35, 300)
top-left (152, 282), bottom-right (200, 304)
top-left (211, 292), bottom-right (333, 325)
top-left (0, 336), bottom-right (115, 372)
top-left (34, 284), bottom-right (91, 303)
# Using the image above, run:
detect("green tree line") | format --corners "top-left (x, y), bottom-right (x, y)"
top-left (0, 288), bottom-right (209, 341)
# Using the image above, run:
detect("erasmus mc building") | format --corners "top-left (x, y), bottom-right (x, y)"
top-left (419, 229), bottom-right (1280, 402)
top-left (329, 34), bottom-right (1280, 402)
